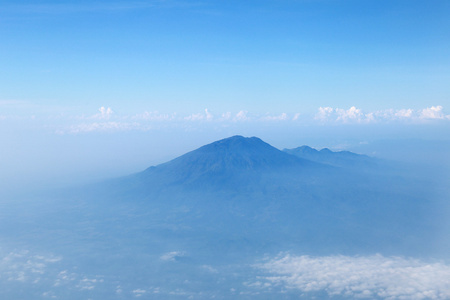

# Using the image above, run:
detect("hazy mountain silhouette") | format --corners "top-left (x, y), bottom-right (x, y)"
top-left (89, 135), bottom-right (436, 257)
top-left (1, 135), bottom-right (440, 300)
top-left (283, 145), bottom-right (375, 167)
top-left (118, 135), bottom-right (330, 194)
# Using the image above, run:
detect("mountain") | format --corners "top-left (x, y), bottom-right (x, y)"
top-left (122, 135), bottom-right (330, 194)
top-left (2, 135), bottom-right (439, 299)
top-left (91, 135), bottom-right (433, 257)
top-left (283, 145), bottom-right (374, 167)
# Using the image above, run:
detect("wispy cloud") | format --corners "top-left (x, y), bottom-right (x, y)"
top-left (184, 109), bottom-right (214, 121)
top-left (160, 251), bottom-right (186, 262)
top-left (67, 121), bottom-right (144, 133)
top-left (256, 253), bottom-right (450, 299)
top-left (261, 113), bottom-right (288, 121)
top-left (93, 106), bottom-right (114, 120)
top-left (132, 288), bottom-right (147, 297)
top-left (234, 110), bottom-right (249, 121)
top-left (132, 111), bottom-right (176, 121)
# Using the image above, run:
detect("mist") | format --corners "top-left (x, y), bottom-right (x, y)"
top-left (1, 128), bottom-right (449, 299)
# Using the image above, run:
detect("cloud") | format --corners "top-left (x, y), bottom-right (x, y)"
top-left (336, 106), bottom-right (365, 122)
top-left (261, 113), bottom-right (288, 121)
top-left (234, 110), bottom-right (249, 121)
top-left (93, 106), bottom-right (114, 120)
top-left (395, 108), bottom-right (414, 118)
top-left (256, 253), bottom-right (450, 299)
top-left (221, 112), bottom-right (232, 120)
top-left (68, 121), bottom-right (144, 133)
top-left (0, 250), bottom-right (62, 284)
top-left (315, 107), bottom-right (334, 121)
top-left (133, 111), bottom-right (176, 121)
top-left (160, 251), bottom-right (186, 262)
top-left (315, 106), bottom-right (450, 123)
top-left (420, 106), bottom-right (446, 119)
top-left (132, 288), bottom-right (147, 297)
top-left (54, 105), bottom-right (449, 134)
top-left (76, 277), bottom-right (103, 291)
top-left (184, 109), bottom-right (214, 121)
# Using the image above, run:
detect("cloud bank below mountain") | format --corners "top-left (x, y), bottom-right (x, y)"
top-left (256, 253), bottom-right (450, 299)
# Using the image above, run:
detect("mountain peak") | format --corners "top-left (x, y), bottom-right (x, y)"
top-left (138, 136), bottom-right (318, 189)
top-left (198, 135), bottom-right (271, 153)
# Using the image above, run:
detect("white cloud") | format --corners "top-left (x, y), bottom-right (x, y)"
top-left (395, 108), bottom-right (414, 118)
top-left (256, 253), bottom-right (450, 299)
top-left (221, 112), bottom-right (232, 120)
top-left (93, 106), bottom-right (114, 119)
top-left (315, 106), bottom-right (450, 124)
top-left (315, 107), bottom-right (334, 121)
top-left (420, 106), bottom-right (445, 119)
top-left (234, 110), bottom-right (249, 121)
top-left (205, 108), bottom-right (213, 121)
top-left (160, 251), bottom-right (186, 261)
top-left (336, 106), bottom-right (365, 122)
top-left (0, 250), bottom-right (62, 283)
top-left (76, 277), bottom-right (102, 291)
top-left (133, 111), bottom-right (175, 121)
top-left (184, 109), bottom-right (214, 121)
top-left (68, 121), bottom-right (144, 133)
top-left (54, 105), bottom-right (449, 134)
top-left (261, 113), bottom-right (288, 121)
top-left (132, 288), bottom-right (147, 297)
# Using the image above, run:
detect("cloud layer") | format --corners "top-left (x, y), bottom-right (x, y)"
top-left (256, 253), bottom-right (450, 299)
top-left (2, 103), bottom-right (448, 133)
top-left (316, 105), bottom-right (450, 123)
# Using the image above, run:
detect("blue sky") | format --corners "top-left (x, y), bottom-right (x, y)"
top-left (2, 0), bottom-right (449, 112)
top-left (1, 0), bottom-right (450, 192)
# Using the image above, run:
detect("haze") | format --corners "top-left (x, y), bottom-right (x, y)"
top-left (1, 1), bottom-right (450, 299)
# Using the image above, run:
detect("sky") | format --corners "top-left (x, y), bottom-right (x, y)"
top-left (1, 0), bottom-right (450, 192)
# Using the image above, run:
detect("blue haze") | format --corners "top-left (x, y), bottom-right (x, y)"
top-left (1, 0), bottom-right (450, 298)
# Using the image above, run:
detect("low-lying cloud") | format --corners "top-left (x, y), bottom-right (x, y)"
top-left (256, 253), bottom-right (450, 299)
top-left (316, 105), bottom-right (450, 123)
top-left (5, 105), bottom-right (448, 134)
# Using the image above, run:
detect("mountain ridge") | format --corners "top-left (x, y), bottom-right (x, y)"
top-left (283, 145), bottom-right (374, 167)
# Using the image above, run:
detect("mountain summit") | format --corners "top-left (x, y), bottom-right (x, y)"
top-left (151, 135), bottom-right (311, 173)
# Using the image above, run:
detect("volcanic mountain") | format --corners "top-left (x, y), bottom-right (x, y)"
top-left (73, 135), bottom-right (436, 260)
top-left (119, 135), bottom-right (331, 195)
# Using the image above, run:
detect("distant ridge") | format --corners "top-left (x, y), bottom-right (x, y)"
top-left (283, 145), bottom-right (373, 167)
